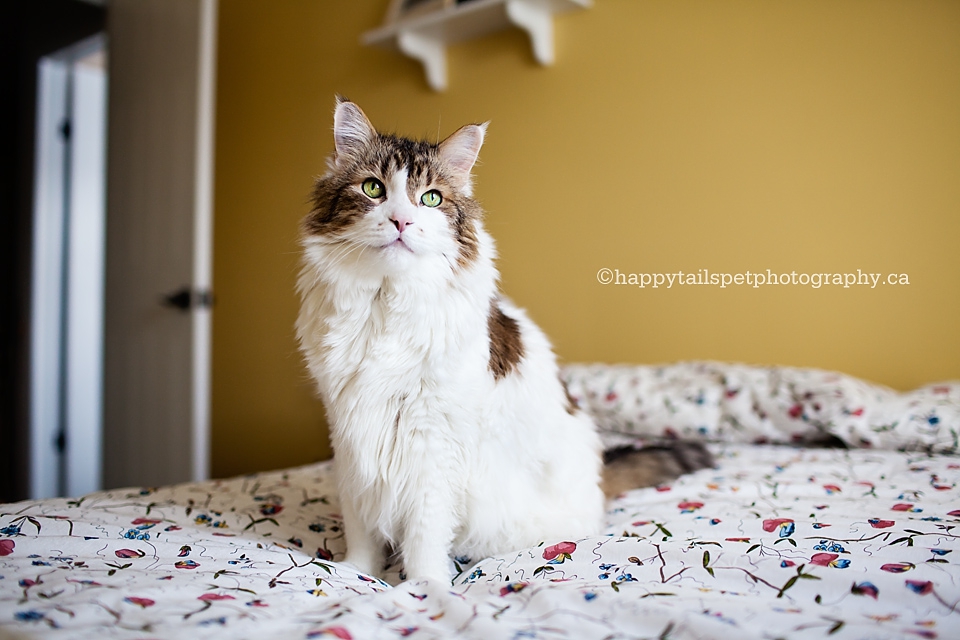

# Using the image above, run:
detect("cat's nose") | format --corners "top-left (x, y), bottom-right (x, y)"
top-left (390, 214), bottom-right (414, 233)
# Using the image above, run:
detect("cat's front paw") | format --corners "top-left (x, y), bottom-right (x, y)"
top-left (401, 560), bottom-right (453, 585)
top-left (342, 553), bottom-right (381, 579)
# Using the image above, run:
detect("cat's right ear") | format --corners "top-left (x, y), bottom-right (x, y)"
top-left (332, 98), bottom-right (375, 166)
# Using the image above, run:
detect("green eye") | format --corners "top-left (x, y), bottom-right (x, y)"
top-left (362, 178), bottom-right (384, 199)
top-left (420, 190), bottom-right (442, 207)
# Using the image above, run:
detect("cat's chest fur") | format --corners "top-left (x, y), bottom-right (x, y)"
top-left (303, 274), bottom-right (492, 461)
top-left (319, 276), bottom-right (484, 375)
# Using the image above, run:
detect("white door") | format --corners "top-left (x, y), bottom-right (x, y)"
top-left (102, 0), bottom-right (217, 490)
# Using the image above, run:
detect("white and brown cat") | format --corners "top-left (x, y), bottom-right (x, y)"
top-left (297, 98), bottom-right (708, 583)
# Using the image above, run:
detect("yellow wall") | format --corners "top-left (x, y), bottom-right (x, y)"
top-left (212, 0), bottom-right (960, 478)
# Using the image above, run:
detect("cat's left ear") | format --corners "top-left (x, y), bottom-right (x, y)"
top-left (438, 122), bottom-right (487, 188)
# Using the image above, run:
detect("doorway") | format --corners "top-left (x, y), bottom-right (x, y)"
top-left (30, 34), bottom-right (107, 499)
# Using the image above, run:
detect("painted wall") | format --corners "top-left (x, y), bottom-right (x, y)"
top-left (212, 0), bottom-right (960, 478)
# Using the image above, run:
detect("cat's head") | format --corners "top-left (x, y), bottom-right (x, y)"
top-left (302, 98), bottom-right (488, 279)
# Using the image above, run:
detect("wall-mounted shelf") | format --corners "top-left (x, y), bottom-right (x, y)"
top-left (362, 0), bottom-right (590, 92)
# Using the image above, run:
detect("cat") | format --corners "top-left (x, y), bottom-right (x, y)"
top-left (296, 98), bottom-right (710, 583)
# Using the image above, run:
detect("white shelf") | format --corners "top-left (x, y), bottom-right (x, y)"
top-left (362, 0), bottom-right (590, 91)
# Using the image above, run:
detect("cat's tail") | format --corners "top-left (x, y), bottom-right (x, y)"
top-left (600, 442), bottom-right (715, 499)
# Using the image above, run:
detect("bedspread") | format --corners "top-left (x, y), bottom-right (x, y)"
top-left (2, 444), bottom-right (958, 639)
top-left (2, 362), bottom-right (959, 639)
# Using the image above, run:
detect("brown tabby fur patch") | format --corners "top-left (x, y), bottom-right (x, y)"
top-left (487, 299), bottom-right (524, 380)
top-left (560, 378), bottom-right (578, 415)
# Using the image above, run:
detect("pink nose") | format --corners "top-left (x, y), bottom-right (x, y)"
top-left (391, 214), bottom-right (414, 233)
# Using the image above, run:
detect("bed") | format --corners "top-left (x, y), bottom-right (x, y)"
top-left (2, 362), bottom-right (958, 639)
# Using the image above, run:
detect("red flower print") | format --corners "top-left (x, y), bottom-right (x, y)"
top-left (762, 518), bottom-right (794, 532)
top-left (124, 597), bottom-right (154, 608)
top-left (198, 593), bottom-right (235, 601)
top-left (605, 391), bottom-right (617, 402)
top-left (175, 560), bottom-right (199, 570)
top-left (811, 553), bottom-right (838, 566)
top-left (115, 549), bottom-right (143, 559)
top-left (849, 408), bottom-right (864, 417)
top-left (543, 541), bottom-right (577, 561)
top-left (881, 563), bottom-right (915, 573)
top-left (823, 484), bottom-right (841, 494)
top-left (905, 580), bottom-right (934, 595)
top-left (678, 501), bottom-right (704, 513)
top-left (0, 540), bottom-right (13, 556)
top-left (869, 519), bottom-right (895, 528)
top-left (892, 503), bottom-right (920, 512)
top-left (851, 582), bottom-right (879, 599)
top-left (500, 582), bottom-right (528, 596)
top-left (311, 628), bottom-right (352, 640)
top-left (131, 518), bottom-right (161, 525)
top-left (788, 404), bottom-right (803, 418)
top-left (948, 510), bottom-right (960, 517)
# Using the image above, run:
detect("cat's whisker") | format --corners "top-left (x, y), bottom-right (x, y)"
top-left (326, 240), bottom-right (362, 266)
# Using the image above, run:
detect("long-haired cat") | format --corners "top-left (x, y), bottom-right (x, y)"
top-left (296, 99), bottom-right (710, 583)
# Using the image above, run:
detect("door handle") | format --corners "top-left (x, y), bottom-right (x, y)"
top-left (162, 287), bottom-right (213, 311)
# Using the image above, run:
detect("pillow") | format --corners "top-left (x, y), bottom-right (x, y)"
top-left (561, 362), bottom-right (959, 453)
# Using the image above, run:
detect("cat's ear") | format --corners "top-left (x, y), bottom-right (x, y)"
top-left (332, 97), bottom-right (376, 165)
top-left (438, 122), bottom-right (487, 182)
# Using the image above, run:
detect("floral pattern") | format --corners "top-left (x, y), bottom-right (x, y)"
top-left (562, 361), bottom-right (960, 453)
top-left (1, 363), bottom-right (959, 639)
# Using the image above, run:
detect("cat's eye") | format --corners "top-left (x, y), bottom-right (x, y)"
top-left (362, 178), bottom-right (384, 199)
top-left (420, 190), bottom-right (442, 207)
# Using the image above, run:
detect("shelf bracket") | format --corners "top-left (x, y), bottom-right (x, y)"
top-left (505, 0), bottom-right (555, 66)
top-left (397, 30), bottom-right (447, 92)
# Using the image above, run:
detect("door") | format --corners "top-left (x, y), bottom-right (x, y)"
top-left (102, 0), bottom-right (217, 489)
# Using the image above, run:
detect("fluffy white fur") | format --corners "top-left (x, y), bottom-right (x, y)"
top-left (296, 102), bottom-right (604, 583)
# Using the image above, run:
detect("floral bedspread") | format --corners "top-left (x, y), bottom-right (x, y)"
top-left (2, 363), bottom-right (959, 639)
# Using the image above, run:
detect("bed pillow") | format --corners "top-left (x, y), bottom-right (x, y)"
top-left (561, 362), bottom-right (959, 453)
